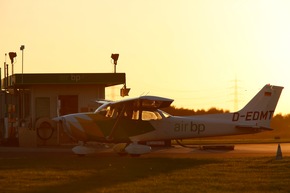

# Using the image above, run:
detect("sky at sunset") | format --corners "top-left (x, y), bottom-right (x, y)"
top-left (1, 0), bottom-right (290, 114)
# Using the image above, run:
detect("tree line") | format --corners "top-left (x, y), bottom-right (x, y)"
top-left (163, 106), bottom-right (229, 116)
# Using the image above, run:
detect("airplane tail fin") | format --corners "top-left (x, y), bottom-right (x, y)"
top-left (232, 84), bottom-right (283, 129)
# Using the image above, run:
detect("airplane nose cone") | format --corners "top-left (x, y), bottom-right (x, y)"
top-left (53, 114), bottom-right (90, 142)
top-left (53, 116), bottom-right (73, 139)
top-left (60, 117), bottom-right (72, 136)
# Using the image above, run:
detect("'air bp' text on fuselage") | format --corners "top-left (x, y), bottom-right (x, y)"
top-left (174, 121), bottom-right (205, 134)
top-left (232, 110), bottom-right (274, 122)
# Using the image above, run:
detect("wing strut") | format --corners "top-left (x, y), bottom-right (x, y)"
top-left (106, 104), bottom-right (126, 141)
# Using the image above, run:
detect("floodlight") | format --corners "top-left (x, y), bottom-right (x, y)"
top-left (120, 85), bottom-right (130, 97)
top-left (9, 52), bottom-right (17, 64)
top-left (111, 53), bottom-right (119, 65)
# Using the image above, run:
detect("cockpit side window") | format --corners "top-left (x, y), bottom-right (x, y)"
top-left (141, 110), bottom-right (162, 121)
top-left (132, 110), bottom-right (139, 120)
top-left (123, 108), bottom-right (138, 120)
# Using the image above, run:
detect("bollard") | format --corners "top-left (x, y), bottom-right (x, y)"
top-left (276, 143), bottom-right (283, 160)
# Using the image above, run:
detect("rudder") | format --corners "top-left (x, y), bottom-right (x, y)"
top-left (233, 84), bottom-right (283, 128)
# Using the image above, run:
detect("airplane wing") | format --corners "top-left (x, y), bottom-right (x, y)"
top-left (95, 95), bottom-right (174, 113)
top-left (128, 96), bottom-right (174, 109)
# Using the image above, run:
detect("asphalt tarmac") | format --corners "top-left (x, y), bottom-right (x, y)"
top-left (0, 143), bottom-right (289, 158)
top-left (148, 143), bottom-right (290, 158)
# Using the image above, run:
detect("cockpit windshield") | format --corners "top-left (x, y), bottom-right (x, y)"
top-left (158, 110), bottom-right (171, 118)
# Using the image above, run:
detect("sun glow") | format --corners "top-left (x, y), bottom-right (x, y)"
top-left (1, 0), bottom-right (289, 114)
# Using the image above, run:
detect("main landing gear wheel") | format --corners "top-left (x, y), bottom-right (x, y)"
top-left (72, 142), bottom-right (95, 156)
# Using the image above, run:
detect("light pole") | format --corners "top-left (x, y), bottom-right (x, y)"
top-left (20, 45), bottom-right (25, 122)
top-left (20, 45), bottom-right (25, 83)
top-left (8, 52), bottom-right (17, 75)
top-left (111, 53), bottom-right (119, 73)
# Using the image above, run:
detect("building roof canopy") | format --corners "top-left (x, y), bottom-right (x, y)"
top-left (2, 73), bottom-right (126, 88)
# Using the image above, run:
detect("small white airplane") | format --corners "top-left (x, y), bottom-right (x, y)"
top-left (54, 84), bottom-right (283, 156)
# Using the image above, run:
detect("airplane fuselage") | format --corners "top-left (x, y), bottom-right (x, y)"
top-left (60, 110), bottom-right (265, 144)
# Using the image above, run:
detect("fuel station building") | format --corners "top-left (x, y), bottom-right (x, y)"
top-left (0, 72), bottom-right (127, 147)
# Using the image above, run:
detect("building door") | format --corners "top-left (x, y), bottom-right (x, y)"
top-left (58, 95), bottom-right (78, 116)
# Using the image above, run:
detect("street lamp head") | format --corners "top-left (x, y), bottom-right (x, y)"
top-left (9, 52), bottom-right (17, 64)
top-left (20, 45), bottom-right (25, 50)
top-left (111, 53), bottom-right (119, 65)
